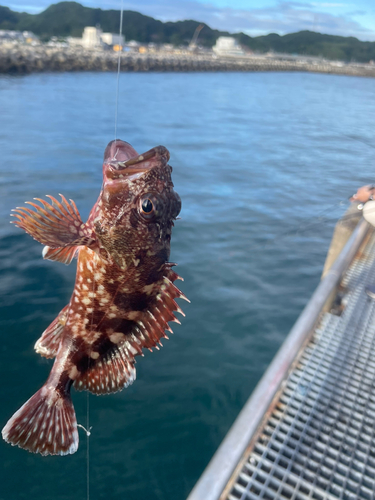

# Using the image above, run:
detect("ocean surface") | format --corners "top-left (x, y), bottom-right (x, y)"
top-left (0, 71), bottom-right (374, 500)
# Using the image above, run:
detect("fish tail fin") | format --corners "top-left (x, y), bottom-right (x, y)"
top-left (2, 385), bottom-right (78, 456)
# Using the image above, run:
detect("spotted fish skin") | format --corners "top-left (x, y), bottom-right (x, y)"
top-left (2, 140), bottom-right (187, 456)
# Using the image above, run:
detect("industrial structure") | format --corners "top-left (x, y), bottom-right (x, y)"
top-left (68, 26), bottom-right (125, 49)
top-left (213, 37), bottom-right (244, 57)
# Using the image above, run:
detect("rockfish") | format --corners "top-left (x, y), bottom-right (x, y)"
top-left (2, 140), bottom-right (187, 456)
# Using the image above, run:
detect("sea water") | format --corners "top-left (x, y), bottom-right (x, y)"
top-left (0, 71), bottom-right (374, 500)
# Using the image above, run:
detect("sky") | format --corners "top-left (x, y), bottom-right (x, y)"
top-left (6, 0), bottom-right (375, 41)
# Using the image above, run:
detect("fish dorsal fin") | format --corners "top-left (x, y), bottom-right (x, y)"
top-left (42, 245), bottom-right (80, 265)
top-left (74, 266), bottom-right (188, 395)
top-left (11, 195), bottom-right (96, 251)
top-left (136, 271), bottom-right (188, 350)
top-left (34, 304), bottom-right (69, 358)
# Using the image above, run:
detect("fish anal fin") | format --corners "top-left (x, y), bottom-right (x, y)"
top-left (35, 305), bottom-right (69, 358)
top-left (11, 195), bottom-right (96, 250)
top-left (2, 385), bottom-right (78, 456)
top-left (74, 342), bottom-right (136, 395)
top-left (42, 245), bottom-right (80, 265)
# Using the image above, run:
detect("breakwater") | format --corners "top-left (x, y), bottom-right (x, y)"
top-left (2, 43), bottom-right (375, 77)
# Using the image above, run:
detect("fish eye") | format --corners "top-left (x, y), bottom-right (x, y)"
top-left (141, 198), bottom-right (153, 214)
top-left (171, 192), bottom-right (181, 219)
top-left (139, 194), bottom-right (158, 220)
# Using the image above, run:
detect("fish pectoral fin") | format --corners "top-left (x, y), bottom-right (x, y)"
top-left (11, 194), bottom-right (96, 250)
top-left (42, 245), bottom-right (80, 265)
top-left (35, 304), bottom-right (69, 358)
top-left (74, 342), bottom-right (137, 395)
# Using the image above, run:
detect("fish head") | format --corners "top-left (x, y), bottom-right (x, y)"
top-left (95, 140), bottom-right (181, 272)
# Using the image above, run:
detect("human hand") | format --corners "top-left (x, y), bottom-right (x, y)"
top-left (350, 184), bottom-right (375, 203)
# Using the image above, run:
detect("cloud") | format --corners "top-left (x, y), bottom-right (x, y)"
top-left (8, 0), bottom-right (375, 41)
top-left (311, 3), bottom-right (347, 7)
top-left (93, 0), bottom-right (375, 40)
top-left (10, 3), bottom-right (42, 11)
top-left (210, 1), bottom-right (375, 39)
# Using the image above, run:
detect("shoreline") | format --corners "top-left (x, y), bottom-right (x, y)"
top-left (1, 44), bottom-right (375, 78)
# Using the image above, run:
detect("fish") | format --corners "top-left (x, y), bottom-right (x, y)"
top-left (2, 139), bottom-right (188, 456)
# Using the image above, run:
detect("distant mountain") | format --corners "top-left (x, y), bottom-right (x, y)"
top-left (237, 31), bottom-right (375, 63)
top-left (0, 2), bottom-right (227, 44)
top-left (1, 2), bottom-right (375, 63)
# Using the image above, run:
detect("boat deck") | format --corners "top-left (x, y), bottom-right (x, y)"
top-left (187, 216), bottom-right (375, 500)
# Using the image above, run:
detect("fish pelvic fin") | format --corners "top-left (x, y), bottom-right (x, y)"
top-left (35, 304), bottom-right (69, 358)
top-left (74, 342), bottom-right (136, 395)
top-left (2, 385), bottom-right (78, 456)
top-left (11, 195), bottom-right (96, 251)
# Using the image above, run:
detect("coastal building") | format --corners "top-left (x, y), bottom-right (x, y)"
top-left (46, 36), bottom-right (68, 48)
top-left (68, 27), bottom-right (124, 50)
top-left (212, 36), bottom-right (244, 57)
top-left (124, 40), bottom-right (141, 52)
top-left (0, 30), bottom-right (22, 43)
top-left (101, 32), bottom-right (124, 48)
top-left (82, 26), bottom-right (102, 49)
top-left (66, 36), bottom-right (82, 47)
top-left (0, 30), bottom-right (39, 45)
top-left (22, 31), bottom-right (39, 44)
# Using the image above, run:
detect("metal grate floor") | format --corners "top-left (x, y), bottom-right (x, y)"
top-left (227, 232), bottom-right (375, 500)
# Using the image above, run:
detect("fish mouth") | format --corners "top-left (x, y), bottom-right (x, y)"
top-left (104, 140), bottom-right (170, 178)
top-left (104, 140), bottom-right (138, 164)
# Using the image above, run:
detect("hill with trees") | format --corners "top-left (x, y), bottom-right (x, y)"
top-left (1, 1), bottom-right (375, 63)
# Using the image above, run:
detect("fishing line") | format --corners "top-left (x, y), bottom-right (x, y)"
top-left (86, 385), bottom-right (90, 500)
top-left (251, 118), bottom-right (374, 253)
top-left (85, 250), bottom-right (98, 500)
top-left (269, 122), bottom-right (375, 247)
top-left (238, 199), bottom-right (350, 255)
top-left (283, 200), bottom-right (347, 237)
top-left (252, 197), bottom-right (351, 251)
top-left (83, 3), bottom-right (125, 499)
top-left (333, 132), bottom-right (375, 151)
top-left (114, 0), bottom-right (124, 143)
top-left (255, 197), bottom-right (375, 254)
top-left (308, 119), bottom-right (375, 152)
